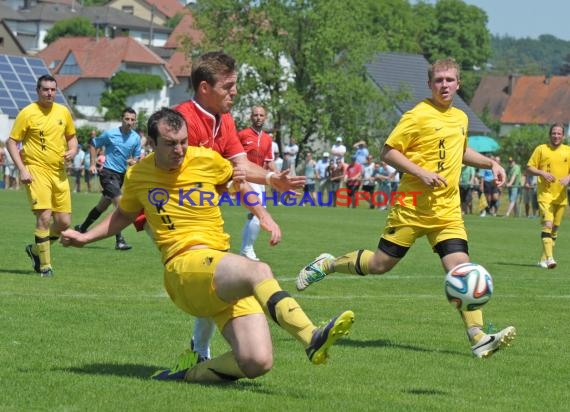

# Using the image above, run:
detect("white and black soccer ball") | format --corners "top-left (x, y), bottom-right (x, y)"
top-left (444, 263), bottom-right (493, 311)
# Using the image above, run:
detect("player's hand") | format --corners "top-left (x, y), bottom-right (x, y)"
top-left (270, 170), bottom-right (306, 192)
top-left (560, 175), bottom-right (570, 186)
top-left (542, 171), bottom-right (556, 183)
top-left (19, 168), bottom-right (33, 184)
top-left (89, 165), bottom-right (97, 175)
top-left (491, 162), bottom-right (507, 187)
top-left (417, 170), bottom-right (447, 189)
top-left (60, 228), bottom-right (88, 248)
top-left (259, 214), bottom-right (281, 246)
top-left (63, 149), bottom-right (75, 162)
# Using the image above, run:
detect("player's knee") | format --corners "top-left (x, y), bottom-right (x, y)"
top-left (252, 261), bottom-right (273, 281)
top-left (238, 351), bottom-right (273, 378)
top-left (368, 255), bottom-right (393, 275)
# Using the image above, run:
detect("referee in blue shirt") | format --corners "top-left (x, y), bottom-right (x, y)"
top-left (75, 108), bottom-right (142, 250)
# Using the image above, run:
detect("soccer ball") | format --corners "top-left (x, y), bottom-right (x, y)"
top-left (444, 263), bottom-right (493, 311)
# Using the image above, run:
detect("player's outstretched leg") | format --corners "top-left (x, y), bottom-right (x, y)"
top-left (471, 326), bottom-right (516, 358)
top-left (306, 310), bottom-right (354, 365)
top-left (296, 253), bottom-right (335, 291)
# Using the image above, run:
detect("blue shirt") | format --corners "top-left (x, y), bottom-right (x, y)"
top-left (92, 127), bottom-right (141, 173)
top-left (355, 147), bottom-right (369, 164)
top-left (479, 169), bottom-right (494, 183)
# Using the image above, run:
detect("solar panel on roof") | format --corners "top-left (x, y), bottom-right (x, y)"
top-left (0, 54), bottom-right (70, 118)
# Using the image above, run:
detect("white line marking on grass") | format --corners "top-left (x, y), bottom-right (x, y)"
top-left (0, 291), bottom-right (169, 300)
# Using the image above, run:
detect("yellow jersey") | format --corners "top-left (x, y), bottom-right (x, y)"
top-left (10, 102), bottom-right (76, 172)
top-left (385, 99), bottom-right (467, 221)
top-left (120, 146), bottom-right (233, 263)
top-left (527, 143), bottom-right (570, 205)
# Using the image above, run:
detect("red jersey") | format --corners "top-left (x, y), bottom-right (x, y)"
top-left (345, 162), bottom-right (362, 185)
top-left (238, 127), bottom-right (274, 167)
top-left (174, 100), bottom-right (245, 160)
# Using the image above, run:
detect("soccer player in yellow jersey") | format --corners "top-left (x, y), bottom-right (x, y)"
top-left (7, 74), bottom-right (77, 277)
top-left (526, 123), bottom-right (570, 269)
top-left (297, 58), bottom-right (516, 358)
top-left (60, 108), bottom-right (354, 383)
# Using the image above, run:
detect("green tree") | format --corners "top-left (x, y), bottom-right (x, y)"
top-left (76, 125), bottom-right (99, 146)
top-left (412, 0), bottom-right (491, 101)
top-left (498, 124), bottom-right (549, 166)
top-left (416, 0), bottom-right (491, 69)
top-left (189, 0), bottom-right (417, 152)
top-left (99, 72), bottom-right (164, 121)
top-left (44, 17), bottom-right (96, 45)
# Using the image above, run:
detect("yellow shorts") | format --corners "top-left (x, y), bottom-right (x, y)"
top-left (382, 207), bottom-right (467, 248)
top-left (25, 165), bottom-right (71, 213)
top-left (164, 248), bottom-right (263, 330)
top-left (539, 201), bottom-right (566, 227)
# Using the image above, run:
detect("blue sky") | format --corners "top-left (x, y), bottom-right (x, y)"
top-left (416, 0), bottom-right (570, 41)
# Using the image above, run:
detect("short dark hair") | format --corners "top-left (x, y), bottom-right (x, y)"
top-left (122, 107), bottom-right (136, 117)
top-left (147, 107), bottom-right (185, 144)
top-left (36, 74), bottom-right (57, 89)
top-left (550, 122), bottom-right (565, 135)
top-left (191, 51), bottom-right (236, 91)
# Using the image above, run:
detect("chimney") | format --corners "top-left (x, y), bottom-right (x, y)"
top-left (544, 73), bottom-right (552, 85)
top-left (507, 74), bottom-right (517, 95)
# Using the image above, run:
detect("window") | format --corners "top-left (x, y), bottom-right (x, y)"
top-left (122, 6), bottom-right (134, 14)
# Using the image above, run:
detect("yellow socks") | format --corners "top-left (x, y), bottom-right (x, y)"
top-left (253, 278), bottom-right (315, 346)
top-left (34, 229), bottom-right (51, 270)
top-left (541, 229), bottom-right (554, 259)
top-left (331, 249), bottom-right (374, 275)
top-left (460, 309), bottom-right (484, 343)
top-left (184, 351), bottom-right (246, 383)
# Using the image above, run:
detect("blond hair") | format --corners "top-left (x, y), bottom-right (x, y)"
top-left (428, 58), bottom-right (460, 82)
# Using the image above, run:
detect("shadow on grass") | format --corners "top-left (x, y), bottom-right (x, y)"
top-left (0, 268), bottom-right (38, 276)
top-left (58, 363), bottom-right (271, 391)
top-left (339, 338), bottom-right (468, 357)
top-left (495, 261), bottom-right (540, 268)
top-left (404, 388), bottom-right (449, 396)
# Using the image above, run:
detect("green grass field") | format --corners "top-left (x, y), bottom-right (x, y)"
top-left (1, 189), bottom-right (568, 411)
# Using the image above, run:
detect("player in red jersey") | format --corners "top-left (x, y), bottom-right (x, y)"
top-left (238, 106), bottom-right (276, 261)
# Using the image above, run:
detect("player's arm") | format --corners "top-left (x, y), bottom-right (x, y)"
top-left (60, 207), bottom-right (138, 248)
top-left (89, 140), bottom-right (98, 174)
top-left (382, 144), bottom-right (448, 188)
top-left (234, 178), bottom-right (281, 246)
top-left (6, 137), bottom-right (31, 184)
top-left (64, 134), bottom-right (78, 162)
top-left (463, 147), bottom-right (506, 187)
top-left (232, 154), bottom-right (305, 192)
top-left (526, 164), bottom-right (555, 183)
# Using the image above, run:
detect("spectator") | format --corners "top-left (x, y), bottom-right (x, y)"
top-left (328, 157), bottom-right (344, 207)
top-left (72, 145), bottom-right (86, 193)
top-left (344, 155), bottom-right (362, 208)
top-left (331, 136), bottom-right (347, 162)
top-left (302, 152), bottom-right (317, 204)
top-left (361, 155), bottom-right (376, 209)
top-left (460, 164), bottom-right (476, 214)
top-left (505, 156), bottom-right (522, 217)
top-left (353, 140), bottom-right (369, 165)
top-left (315, 152), bottom-right (330, 198)
top-left (283, 137), bottom-right (299, 173)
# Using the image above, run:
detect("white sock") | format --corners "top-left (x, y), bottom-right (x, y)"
top-left (191, 317), bottom-right (216, 359)
top-left (241, 214), bottom-right (260, 254)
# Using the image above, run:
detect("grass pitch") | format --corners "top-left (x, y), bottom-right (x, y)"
top-left (1, 189), bottom-right (568, 411)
